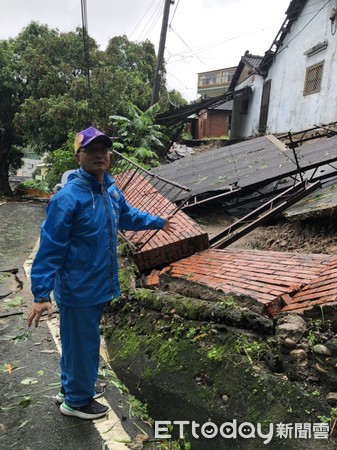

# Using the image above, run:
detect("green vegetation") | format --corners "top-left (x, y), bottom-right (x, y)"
top-left (14, 179), bottom-right (50, 194)
top-left (118, 263), bottom-right (138, 297)
top-left (318, 406), bottom-right (337, 430)
top-left (110, 103), bottom-right (169, 169)
top-left (307, 318), bottom-right (332, 347)
top-left (234, 334), bottom-right (270, 364)
top-left (0, 273), bottom-right (10, 284)
top-left (104, 293), bottom-right (334, 446)
top-left (0, 23), bottom-right (187, 196)
top-left (2, 296), bottom-right (25, 308)
top-left (155, 436), bottom-right (191, 450)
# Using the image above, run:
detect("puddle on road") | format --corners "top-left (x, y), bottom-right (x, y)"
top-left (0, 201), bottom-right (47, 271)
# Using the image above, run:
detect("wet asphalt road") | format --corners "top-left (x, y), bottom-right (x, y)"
top-left (0, 201), bottom-right (107, 450)
top-left (0, 200), bottom-right (155, 450)
top-left (0, 201), bottom-right (47, 271)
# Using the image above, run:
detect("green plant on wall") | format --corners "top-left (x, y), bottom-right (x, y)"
top-left (234, 334), bottom-right (270, 365)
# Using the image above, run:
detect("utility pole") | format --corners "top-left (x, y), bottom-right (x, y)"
top-left (151, 0), bottom-right (174, 106)
top-left (80, 0), bottom-right (91, 99)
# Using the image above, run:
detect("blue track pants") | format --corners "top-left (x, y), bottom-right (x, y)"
top-left (58, 303), bottom-right (106, 407)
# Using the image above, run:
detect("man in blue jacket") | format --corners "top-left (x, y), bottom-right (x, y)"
top-left (28, 126), bottom-right (174, 420)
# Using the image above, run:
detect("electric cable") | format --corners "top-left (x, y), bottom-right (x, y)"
top-left (166, 71), bottom-right (194, 90)
top-left (145, 5), bottom-right (164, 40)
top-left (129, 0), bottom-right (157, 39)
top-left (169, 0), bottom-right (180, 27)
top-left (169, 26), bottom-right (207, 67)
top-left (136, 0), bottom-right (163, 41)
top-left (257, 0), bottom-right (331, 76)
top-left (275, 0), bottom-right (331, 58)
top-left (166, 2), bottom-right (329, 65)
top-left (165, 21), bottom-right (283, 66)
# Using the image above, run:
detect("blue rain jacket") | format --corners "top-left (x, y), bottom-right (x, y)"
top-left (31, 168), bottom-right (165, 307)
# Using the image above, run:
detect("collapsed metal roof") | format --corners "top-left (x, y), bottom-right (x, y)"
top-left (154, 86), bottom-right (251, 128)
top-left (152, 132), bottom-right (337, 209)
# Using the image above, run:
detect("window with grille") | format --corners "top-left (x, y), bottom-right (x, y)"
top-left (303, 61), bottom-right (324, 95)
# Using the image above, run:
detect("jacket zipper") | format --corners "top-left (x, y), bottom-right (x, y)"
top-left (101, 187), bottom-right (116, 298)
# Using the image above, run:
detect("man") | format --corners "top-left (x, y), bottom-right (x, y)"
top-left (28, 126), bottom-right (174, 420)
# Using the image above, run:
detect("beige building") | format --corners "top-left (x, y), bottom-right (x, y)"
top-left (197, 66), bottom-right (237, 98)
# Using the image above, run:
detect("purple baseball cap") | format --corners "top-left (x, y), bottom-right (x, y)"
top-left (74, 126), bottom-right (112, 153)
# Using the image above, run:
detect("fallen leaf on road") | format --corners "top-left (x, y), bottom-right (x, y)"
top-left (21, 377), bottom-right (38, 385)
top-left (127, 434), bottom-right (149, 450)
top-left (18, 420), bottom-right (30, 429)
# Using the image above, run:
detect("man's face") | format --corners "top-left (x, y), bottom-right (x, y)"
top-left (76, 141), bottom-right (111, 181)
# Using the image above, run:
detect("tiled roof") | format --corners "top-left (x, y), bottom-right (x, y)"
top-left (229, 52), bottom-right (263, 90)
top-left (241, 54), bottom-right (263, 69)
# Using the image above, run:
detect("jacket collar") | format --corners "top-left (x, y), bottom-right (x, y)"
top-left (77, 167), bottom-right (114, 191)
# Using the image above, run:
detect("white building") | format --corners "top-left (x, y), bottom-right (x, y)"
top-left (230, 0), bottom-right (337, 138)
top-left (16, 154), bottom-right (48, 179)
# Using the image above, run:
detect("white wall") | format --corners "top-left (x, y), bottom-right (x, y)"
top-left (266, 0), bottom-right (337, 134)
top-left (231, 74), bottom-right (265, 139)
top-left (233, 0), bottom-right (337, 138)
top-left (16, 157), bottom-right (44, 178)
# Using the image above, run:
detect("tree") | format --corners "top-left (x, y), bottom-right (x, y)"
top-left (44, 133), bottom-right (78, 190)
top-left (109, 102), bottom-right (169, 167)
top-left (162, 89), bottom-right (188, 109)
top-left (0, 23), bottom-right (187, 196)
top-left (0, 40), bottom-right (24, 195)
top-left (0, 22), bottom-right (92, 195)
top-left (12, 23), bottom-right (99, 153)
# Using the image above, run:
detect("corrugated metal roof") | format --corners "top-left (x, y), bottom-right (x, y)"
top-left (211, 100), bottom-right (233, 111)
top-left (153, 134), bottom-right (337, 203)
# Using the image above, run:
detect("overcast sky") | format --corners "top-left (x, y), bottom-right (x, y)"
top-left (2, 0), bottom-right (291, 101)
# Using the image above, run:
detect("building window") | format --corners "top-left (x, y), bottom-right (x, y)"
top-left (199, 71), bottom-right (221, 86)
top-left (303, 61), bottom-right (324, 96)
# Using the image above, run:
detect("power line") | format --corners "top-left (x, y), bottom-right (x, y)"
top-left (169, 0), bottom-right (180, 27)
top-left (169, 26), bottom-right (207, 67)
top-left (167, 71), bottom-right (194, 90)
top-left (145, 5), bottom-right (164, 40)
top-left (136, 0), bottom-right (163, 41)
top-left (167, 2), bottom-right (330, 63)
top-left (129, 0), bottom-right (157, 39)
top-left (275, 0), bottom-right (331, 57)
top-left (170, 21), bottom-right (282, 60)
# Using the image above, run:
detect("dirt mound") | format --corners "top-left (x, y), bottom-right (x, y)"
top-left (238, 217), bottom-right (337, 254)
